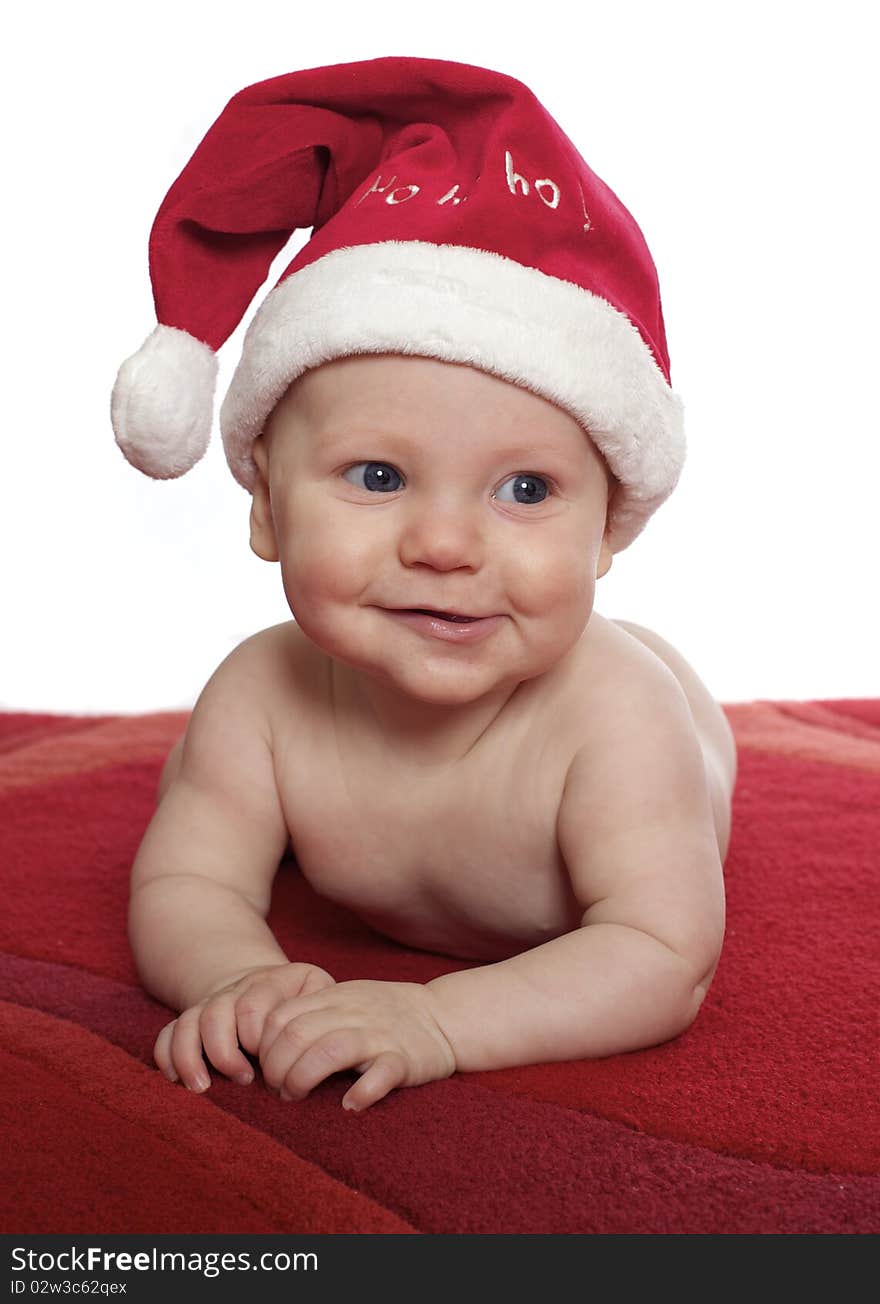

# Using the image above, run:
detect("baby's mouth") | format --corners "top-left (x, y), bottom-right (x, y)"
top-left (381, 607), bottom-right (504, 640)
top-left (408, 609), bottom-right (478, 623)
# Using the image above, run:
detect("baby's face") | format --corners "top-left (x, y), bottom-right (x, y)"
top-left (250, 353), bottom-right (613, 705)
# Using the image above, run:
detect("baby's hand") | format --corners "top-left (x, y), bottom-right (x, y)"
top-left (154, 962), bottom-right (336, 1092)
top-left (257, 979), bottom-right (457, 1112)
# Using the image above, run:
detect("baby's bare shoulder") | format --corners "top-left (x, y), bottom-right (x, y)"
top-left (238, 620), bottom-right (326, 713)
top-left (554, 616), bottom-right (726, 976)
top-left (556, 613), bottom-right (720, 868)
top-left (170, 621), bottom-right (317, 778)
top-left (560, 613), bottom-right (692, 748)
top-left (136, 623), bottom-right (301, 905)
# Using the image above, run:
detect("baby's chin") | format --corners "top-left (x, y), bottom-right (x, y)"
top-left (346, 650), bottom-right (520, 707)
top-left (290, 605), bottom-right (551, 705)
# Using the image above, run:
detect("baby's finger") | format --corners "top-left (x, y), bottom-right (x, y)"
top-left (341, 1051), bottom-right (408, 1113)
top-left (259, 1009), bottom-right (340, 1091)
top-left (198, 995), bottom-right (254, 1085)
top-left (299, 966), bottom-right (336, 996)
top-left (153, 1020), bottom-right (179, 1082)
top-left (168, 1007), bottom-right (212, 1092)
top-left (234, 980), bottom-right (287, 1055)
top-left (278, 1027), bottom-right (370, 1103)
top-left (257, 993), bottom-right (327, 1062)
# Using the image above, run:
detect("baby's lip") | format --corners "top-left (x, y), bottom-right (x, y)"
top-left (390, 606), bottom-right (488, 620)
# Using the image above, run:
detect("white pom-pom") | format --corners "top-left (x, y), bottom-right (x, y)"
top-left (111, 324), bottom-right (218, 478)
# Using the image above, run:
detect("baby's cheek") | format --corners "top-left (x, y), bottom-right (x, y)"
top-left (277, 523), bottom-right (379, 643)
top-left (279, 553), bottom-right (341, 626)
top-left (277, 502), bottom-right (361, 598)
top-left (510, 541), bottom-right (594, 620)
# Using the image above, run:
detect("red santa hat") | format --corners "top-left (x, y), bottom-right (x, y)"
top-left (111, 55), bottom-right (685, 552)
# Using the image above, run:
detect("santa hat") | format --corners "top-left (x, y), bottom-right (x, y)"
top-left (111, 55), bottom-right (685, 552)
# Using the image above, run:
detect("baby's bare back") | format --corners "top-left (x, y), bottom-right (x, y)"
top-left (256, 614), bottom-right (735, 962)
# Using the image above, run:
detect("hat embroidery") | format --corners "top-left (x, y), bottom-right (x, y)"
top-left (356, 149), bottom-right (592, 233)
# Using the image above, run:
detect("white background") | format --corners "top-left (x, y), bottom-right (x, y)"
top-left (2, 0), bottom-right (877, 713)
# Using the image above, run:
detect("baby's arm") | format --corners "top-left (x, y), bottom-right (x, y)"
top-left (427, 674), bottom-right (726, 1070)
top-left (129, 637), bottom-right (332, 1090)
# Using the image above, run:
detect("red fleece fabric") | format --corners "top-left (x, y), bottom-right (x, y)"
top-left (1, 702), bottom-right (878, 1234)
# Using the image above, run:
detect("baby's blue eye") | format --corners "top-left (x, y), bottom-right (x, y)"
top-left (342, 462), bottom-right (403, 493)
top-left (494, 473), bottom-right (550, 505)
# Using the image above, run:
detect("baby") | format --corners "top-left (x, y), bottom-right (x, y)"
top-left (113, 57), bottom-right (737, 1112)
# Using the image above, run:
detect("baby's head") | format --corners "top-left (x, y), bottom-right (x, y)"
top-left (248, 351), bottom-right (615, 703)
top-left (111, 56), bottom-right (687, 670)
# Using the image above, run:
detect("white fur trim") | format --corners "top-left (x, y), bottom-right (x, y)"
top-left (220, 241), bottom-right (685, 551)
top-left (111, 324), bottom-right (218, 478)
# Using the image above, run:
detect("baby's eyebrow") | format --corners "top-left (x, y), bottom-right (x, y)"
top-left (313, 427), bottom-right (407, 447)
top-left (308, 428), bottom-right (420, 460)
top-left (313, 427), bottom-right (576, 464)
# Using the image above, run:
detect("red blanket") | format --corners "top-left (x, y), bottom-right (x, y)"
top-left (1, 702), bottom-right (878, 1234)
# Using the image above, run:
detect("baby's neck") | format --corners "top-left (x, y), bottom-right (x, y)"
top-left (332, 660), bottom-right (523, 771)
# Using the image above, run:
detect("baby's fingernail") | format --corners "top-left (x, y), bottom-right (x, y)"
top-left (235, 1070), bottom-right (254, 1086)
top-left (164, 1068), bottom-right (179, 1083)
top-left (342, 1099), bottom-right (360, 1112)
top-left (190, 1072), bottom-right (210, 1092)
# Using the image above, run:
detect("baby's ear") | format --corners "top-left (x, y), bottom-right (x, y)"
top-left (596, 533), bottom-right (613, 579)
top-left (596, 471), bottom-right (616, 578)
top-left (249, 437), bottom-right (279, 563)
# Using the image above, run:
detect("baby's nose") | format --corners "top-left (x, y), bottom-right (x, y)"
top-left (397, 496), bottom-right (486, 571)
